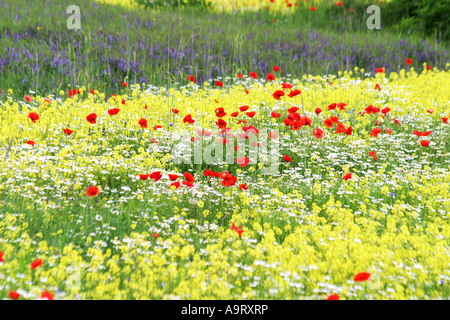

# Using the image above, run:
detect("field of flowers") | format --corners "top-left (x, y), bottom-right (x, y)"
top-left (1, 64), bottom-right (450, 300)
top-left (1, 0), bottom-right (448, 99)
top-left (1, 0), bottom-right (450, 301)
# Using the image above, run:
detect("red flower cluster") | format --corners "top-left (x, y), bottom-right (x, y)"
top-left (231, 223), bottom-right (245, 238)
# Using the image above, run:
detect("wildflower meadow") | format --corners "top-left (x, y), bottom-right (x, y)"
top-left (0, 0), bottom-right (449, 303)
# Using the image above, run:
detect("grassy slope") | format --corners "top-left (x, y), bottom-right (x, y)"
top-left (0, 0), bottom-right (448, 100)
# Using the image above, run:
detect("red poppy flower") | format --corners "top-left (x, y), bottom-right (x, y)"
top-left (169, 182), bottom-right (181, 189)
top-left (288, 107), bottom-right (299, 113)
top-left (153, 233), bottom-right (160, 239)
top-left (288, 89), bottom-right (301, 98)
top-left (405, 58), bottom-right (413, 65)
top-left (188, 75), bottom-right (195, 82)
top-left (273, 90), bottom-right (285, 100)
top-left (313, 128), bottom-right (324, 139)
top-left (345, 126), bottom-right (353, 136)
top-left (273, 66), bottom-right (280, 72)
top-left (9, 291), bottom-right (20, 300)
top-left (385, 128), bottom-right (393, 134)
top-left (315, 108), bottom-right (322, 117)
top-left (246, 111), bottom-right (256, 118)
top-left (239, 184), bottom-right (248, 190)
top-left (25, 95), bottom-right (32, 102)
top-left (442, 117), bottom-right (448, 124)
top-left (41, 291), bottom-right (54, 300)
top-left (231, 222), bottom-right (242, 231)
top-left (237, 73), bottom-right (243, 78)
top-left (89, 89), bottom-right (96, 95)
top-left (281, 82), bottom-right (293, 89)
top-left (420, 140), bottom-right (430, 147)
top-left (365, 105), bottom-right (380, 114)
top-left (204, 169), bottom-right (213, 178)
top-left (63, 128), bottom-right (73, 135)
top-left (413, 131), bottom-right (431, 137)
top-left (25, 140), bottom-right (36, 146)
top-left (343, 173), bottom-right (352, 180)
top-left (249, 72), bottom-right (257, 79)
top-left (269, 131), bottom-right (278, 140)
top-left (427, 109), bottom-right (434, 114)
top-left (326, 294), bottom-right (339, 300)
top-left (370, 128), bottom-right (382, 137)
top-left (266, 73), bottom-right (275, 81)
top-left (310, 6), bottom-right (316, 11)
top-left (426, 65), bottom-right (432, 71)
top-left (337, 103), bottom-right (347, 110)
top-left (182, 173), bottom-right (195, 187)
top-left (86, 113), bottom-right (97, 124)
top-left (283, 155), bottom-right (292, 162)
top-left (183, 114), bottom-right (195, 124)
top-left (215, 81), bottom-right (223, 87)
top-left (139, 174), bottom-right (149, 180)
top-left (221, 172), bottom-right (237, 187)
top-left (381, 107), bottom-right (390, 115)
top-left (237, 229), bottom-right (245, 237)
top-left (271, 111), bottom-right (281, 118)
top-left (138, 118), bottom-right (148, 128)
top-left (150, 172), bottom-right (163, 182)
top-left (230, 112), bottom-right (239, 117)
top-left (243, 125), bottom-right (259, 136)
top-left (239, 105), bottom-right (249, 112)
top-left (369, 151), bottom-right (377, 160)
top-left (68, 89), bottom-right (81, 98)
top-left (107, 108), bottom-right (120, 116)
top-left (375, 67), bottom-right (385, 73)
top-left (0, 251), bottom-right (4, 263)
top-left (87, 186), bottom-right (99, 197)
top-left (28, 112), bottom-right (40, 123)
top-left (172, 108), bottom-right (179, 114)
top-left (216, 119), bottom-right (227, 129)
top-left (353, 272), bottom-right (371, 282)
top-left (31, 259), bottom-right (43, 270)
top-left (334, 123), bottom-right (346, 134)
top-left (168, 174), bottom-right (179, 181)
top-left (327, 103), bottom-right (337, 111)
top-left (375, 83), bottom-right (381, 91)
top-left (215, 107), bottom-right (227, 118)
top-left (237, 156), bottom-right (250, 167)
top-left (336, 1), bottom-right (343, 6)
top-left (183, 172), bottom-right (195, 183)
top-left (323, 118), bottom-right (334, 128)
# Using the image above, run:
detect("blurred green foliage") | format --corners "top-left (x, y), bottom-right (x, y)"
top-left (384, 0), bottom-right (450, 40)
